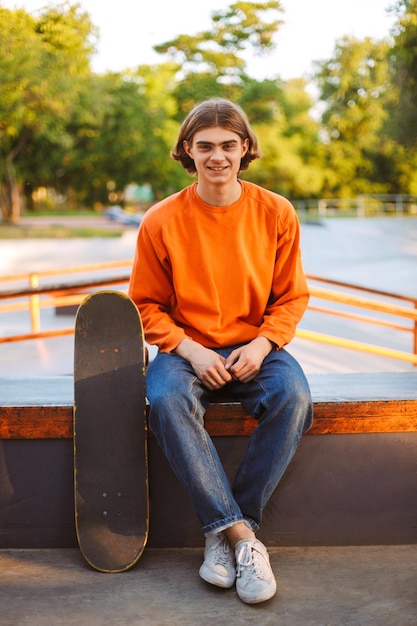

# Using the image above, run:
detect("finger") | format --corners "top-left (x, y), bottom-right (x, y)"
top-left (225, 350), bottom-right (241, 370)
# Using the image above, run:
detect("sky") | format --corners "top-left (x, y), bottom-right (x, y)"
top-left (2, 0), bottom-right (397, 80)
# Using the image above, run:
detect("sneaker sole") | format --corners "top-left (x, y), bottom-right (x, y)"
top-left (236, 579), bottom-right (277, 604)
top-left (199, 563), bottom-right (236, 589)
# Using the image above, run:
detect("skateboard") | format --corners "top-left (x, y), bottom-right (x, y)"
top-left (74, 290), bottom-right (149, 572)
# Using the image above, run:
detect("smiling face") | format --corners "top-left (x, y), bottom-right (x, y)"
top-left (184, 127), bottom-right (249, 190)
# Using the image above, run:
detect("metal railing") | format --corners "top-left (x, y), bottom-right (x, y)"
top-left (301, 275), bottom-right (417, 365)
top-left (0, 261), bottom-right (416, 365)
top-left (294, 194), bottom-right (417, 218)
top-left (0, 260), bottom-right (132, 340)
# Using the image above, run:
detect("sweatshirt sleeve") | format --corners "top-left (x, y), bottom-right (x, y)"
top-left (128, 219), bottom-right (188, 352)
top-left (257, 209), bottom-right (309, 349)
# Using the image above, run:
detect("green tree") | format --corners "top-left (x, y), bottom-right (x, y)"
top-left (155, 0), bottom-right (283, 121)
top-left (389, 0), bottom-right (417, 145)
top-left (58, 63), bottom-right (187, 207)
top-left (152, 0), bottom-right (324, 198)
top-left (314, 36), bottom-right (395, 196)
top-left (386, 0), bottom-right (417, 193)
top-left (244, 78), bottom-right (324, 197)
top-left (0, 2), bottom-right (95, 221)
top-left (155, 1), bottom-right (282, 83)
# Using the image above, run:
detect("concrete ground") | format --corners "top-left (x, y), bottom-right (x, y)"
top-left (1, 545), bottom-right (416, 625)
top-left (1, 218), bottom-right (417, 624)
top-left (2, 216), bottom-right (417, 377)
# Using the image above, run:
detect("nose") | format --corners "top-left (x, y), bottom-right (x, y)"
top-left (210, 146), bottom-right (224, 160)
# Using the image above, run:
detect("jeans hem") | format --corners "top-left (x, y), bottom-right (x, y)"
top-left (203, 517), bottom-right (259, 537)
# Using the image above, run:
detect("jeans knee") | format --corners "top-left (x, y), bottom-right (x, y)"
top-left (147, 375), bottom-right (204, 434)
top-left (274, 378), bottom-right (313, 433)
top-left (295, 379), bottom-right (312, 408)
top-left (292, 381), bottom-right (313, 431)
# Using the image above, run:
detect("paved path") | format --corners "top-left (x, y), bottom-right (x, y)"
top-left (1, 216), bottom-right (416, 376)
top-left (1, 546), bottom-right (416, 625)
top-left (1, 218), bottom-right (417, 624)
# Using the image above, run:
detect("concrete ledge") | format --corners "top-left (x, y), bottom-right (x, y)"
top-left (0, 372), bottom-right (417, 549)
top-left (1, 372), bottom-right (417, 438)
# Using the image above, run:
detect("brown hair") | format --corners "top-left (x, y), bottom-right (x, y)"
top-left (171, 98), bottom-right (261, 174)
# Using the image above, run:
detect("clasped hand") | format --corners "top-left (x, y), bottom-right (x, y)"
top-left (179, 337), bottom-right (273, 390)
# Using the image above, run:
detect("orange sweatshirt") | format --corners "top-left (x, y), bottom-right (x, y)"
top-left (129, 180), bottom-right (309, 353)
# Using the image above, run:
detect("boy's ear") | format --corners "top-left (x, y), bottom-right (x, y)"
top-left (183, 140), bottom-right (192, 157)
top-left (242, 137), bottom-right (249, 156)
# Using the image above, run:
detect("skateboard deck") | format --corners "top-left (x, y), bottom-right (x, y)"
top-left (74, 290), bottom-right (148, 572)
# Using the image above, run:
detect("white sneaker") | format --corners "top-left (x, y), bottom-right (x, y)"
top-left (235, 538), bottom-right (277, 604)
top-left (199, 533), bottom-right (236, 588)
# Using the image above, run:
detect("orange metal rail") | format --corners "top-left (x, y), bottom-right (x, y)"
top-left (0, 263), bottom-right (416, 365)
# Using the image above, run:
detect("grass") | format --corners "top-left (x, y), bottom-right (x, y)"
top-left (0, 222), bottom-right (123, 239)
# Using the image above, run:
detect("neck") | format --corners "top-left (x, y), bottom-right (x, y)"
top-left (196, 180), bottom-right (242, 207)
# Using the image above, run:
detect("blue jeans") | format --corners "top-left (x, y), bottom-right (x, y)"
top-left (146, 345), bottom-right (313, 536)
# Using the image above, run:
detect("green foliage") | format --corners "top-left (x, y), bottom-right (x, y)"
top-left (316, 36), bottom-right (391, 144)
top-left (389, 0), bottom-right (417, 144)
top-left (0, 2), bottom-right (96, 220)
top-left (154, 0), bottom-right (282, 83)
top-left (210, 1), bottom-right (282, 53)
top-left (314, 36), bottom-right (399, 196)
top-left (1, 0), bottom-right (417, 220)
top-left (245, 79), bottom-right (324, 198)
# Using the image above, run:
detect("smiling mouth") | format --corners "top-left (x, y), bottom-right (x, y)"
top-left (208, 166), bottom-right (227, 171)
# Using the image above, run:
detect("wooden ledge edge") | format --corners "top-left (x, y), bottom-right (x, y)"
top-left (1, 397), bottom-right (416, 439)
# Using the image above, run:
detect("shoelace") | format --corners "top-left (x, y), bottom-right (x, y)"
top-left (236, 543), bottom-right (263, 580)
top-left (212, 537), bottom-right (232, 566)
